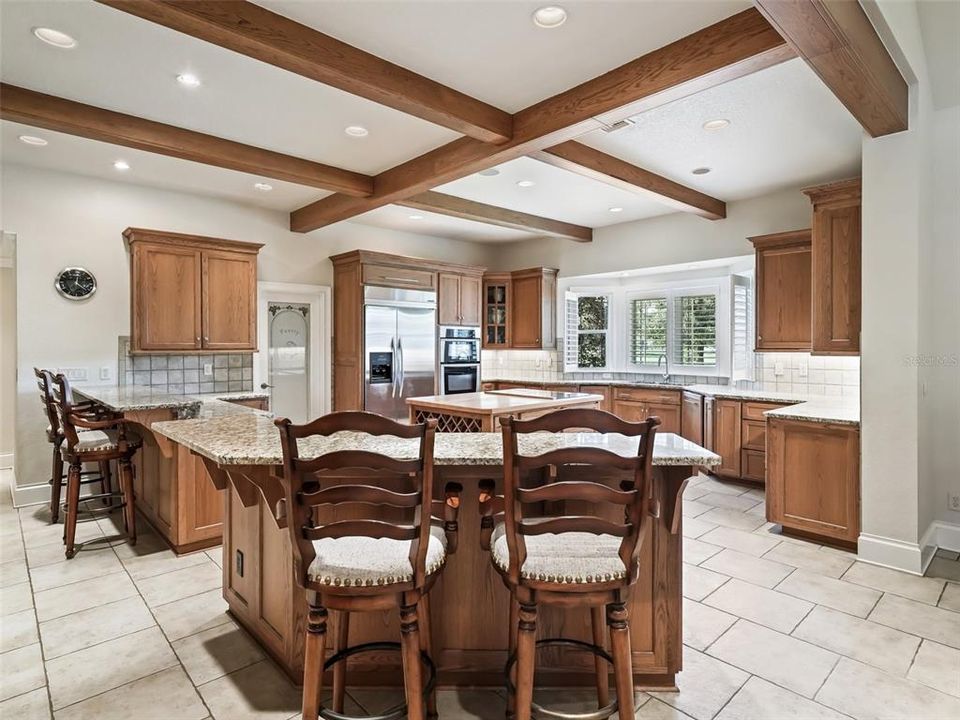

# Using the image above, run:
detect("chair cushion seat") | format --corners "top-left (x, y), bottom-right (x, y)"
top-left (63, 430), bottom-right (141, 455)
top-left (491, 523), bottom-right (627, 584)
top-left (307, 525), bottom-right (447, 588)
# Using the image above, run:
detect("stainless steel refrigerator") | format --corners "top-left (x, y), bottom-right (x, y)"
top-left (363, 286), bottom-right (437, 422)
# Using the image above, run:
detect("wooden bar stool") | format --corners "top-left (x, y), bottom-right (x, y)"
top-left (54, 374), bottom-right (141, 559)
top-left (34, 368), bottom-right (112, 524)
top-left (275, 412), bottom-right (462, 720)
top-left (479, 409), bottom-right (660, 720)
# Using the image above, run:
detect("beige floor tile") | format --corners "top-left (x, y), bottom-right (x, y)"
top-left (907, 640), bottom-right (960, 697)
top-left (25, 539), bottom-right (79, 570)
top-left (438, 689), bottom-right (509, 718)
top-left (1, 607), bottom-right (39, 653)
top-left (696, 508), bottom-right (765, 532)
top-left (682, 563), bottom-right (729, 602)
top-left (927, 556), bottom-right (960, 582)
top-left (745, 500), bottom-right (766, 517)
top-left (0, 686), bottom-right (50, 719)
top-left (173, 622), bottom-right (265, 686)
top-left (936, 549), bottom-right (960, 561)
top-left (29, 550), bottom-right (123, 593)
top-left (702, 549), bottom-right (794, 589)
top-left (198, 659), bottom-right (300, 720)
top-left (869, 593), bottom-right (960, 649)
top-left (22, 520), bottom-right (103, 550)
top-left (682, 538), bottom-right (723, 566)
top-left (842, 561), bottom-right (945, 605)
top-left (694, 478), bottom-right (752, 496)
top-left (136, 560), bottom-right (222, 608)
top-left (45, 626), bottom-right (178, 709)
top-left (816, 657), bottom-right (960, 720)
top-left (704, 579), bottom-right (813, 633)
top-left (55, 667), bottom-right (208, 720)
top-left (696, 493), bottom-right (760, 513)
top-left (40, 595), bottom-right (156, 660)
top-left (0, 643), bottom-right (46, 701)
top-left (776, 569), bottom-right (881, 618)
top-left (34, 571), bottom-right (137, 622)
top-left (345, 688), bottom-right (417, 715)
top-left (153, 588), bottom-right (231, 642)
top-left (1, 581), bottom-right (34, 615)
top-left (682, 500), bottom-right (712, 518)
top-left (206, 546), bottom-right (224, 568)
top-left (940, 581), bottom-right (960, 612)
top-left (649, 646), bottom-right (747, 720)
top-left (792, 605), bottom-right (920, 675)
top-left (681, 517), bottom-right (717, 540)
top-left (682, 598), bottom-right (736, 651)
top-left (0, 534), bottom-right (25, 564)
top-left (762, 541), bottom-right (854, 579)
top-left (18, 507), bottom-right (56, 533)
top-left (637, 697), bottom-right (695, 719)
top-left (117, 536), bottom-right (210, 580)
top-left (1, 558), bottom-right (29, 588)
top-left (698, 527), bottom-right (780, 557)
top-left (708, 620), bottom-right (838, 698)
top-left (682, 484), bottom-right (712, 501)
top-left (716, 676), bottom-right (847, 720)
top-left (533, 687), bottom-right (633, 715)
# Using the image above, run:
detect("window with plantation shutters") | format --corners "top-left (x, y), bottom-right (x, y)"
top-left (672, 293), bottom-right (717, 368)
top-left (563, 292), bottom-right (610, 371)
top-left (731, 275), bottom-right (754, 380)
top-left (629, 297), bottom-right (667, 366)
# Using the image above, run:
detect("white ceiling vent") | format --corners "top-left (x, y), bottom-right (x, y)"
top-left (600, 118), bottom-right (635, 133)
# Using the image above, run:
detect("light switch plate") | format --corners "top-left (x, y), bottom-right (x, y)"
top-left (774, 362), bottom-right (784, 377)
top-left (99, 366), bottom-right (111, 381)
top-left (203, 363), bottom-right (213, 377)
top-left (798, 362), bottom-right (808, 377)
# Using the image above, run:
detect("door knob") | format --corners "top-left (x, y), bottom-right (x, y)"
top-left (260, 383), bottom-right (273, 389)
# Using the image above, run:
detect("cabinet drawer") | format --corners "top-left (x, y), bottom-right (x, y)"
top-left (741, 449), bottom-right (766, 482)
top-left (742, 401), bottom-right (790, 421)
top-left (613, 387), bottom-right (680, 405)
top-left (362, 264), bottom-right (435, 290)
top-left (741, 419), bottom-right (767, 451)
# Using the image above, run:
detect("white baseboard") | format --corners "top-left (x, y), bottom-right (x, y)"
top-left (11, 481), bottom-right (51, 508)
top-left (857, 532), bottom-right (926, 575)
top-left (0, 452), bottom-right (13, 469)
top-left (930, 521), bottom-right (960, 553)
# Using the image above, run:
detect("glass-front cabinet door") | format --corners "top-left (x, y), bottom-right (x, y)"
top-left (483, 274), bottom-right (511, 348)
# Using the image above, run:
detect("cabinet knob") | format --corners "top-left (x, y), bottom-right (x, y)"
top-left (195, 337), bottom-right (200, 344)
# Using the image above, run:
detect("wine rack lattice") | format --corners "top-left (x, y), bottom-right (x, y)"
top-left (414, 410), bottom-right (482, 433)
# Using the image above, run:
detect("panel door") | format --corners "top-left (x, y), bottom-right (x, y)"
top-left (812, 203), bottom-right (861, 354)
top-left (613, 400), bottom-right (647, 422)
top-left (646, 402), bottom-right (681, 434)
top-left (681, 391), bottom-right (703, 445)
top-left (202, 250), bottom-right (257, 350)
top-left (134, 243), bottom-right (202, 351)
top-left (459, 275), bottom-right (483, 326)
top-left (437, 272), bottom-right (462, 326)
top-left (510, 274), bottom-right (542, 348)
top-left (713, 399), bottom-right (742, 478)
top-left (756, 244), bottom-right (812, 351)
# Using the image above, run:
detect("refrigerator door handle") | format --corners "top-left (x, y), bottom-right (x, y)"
top-left (389, 337), bottom-right (397, 398)
top-left (397, 337), bottom-right (405, 394)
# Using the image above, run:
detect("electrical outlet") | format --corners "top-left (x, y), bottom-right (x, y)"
top-left (798, 362), bottom-right (808, 377)
top-left (99, 366), bottom-right (111, 381)
top-left (235, 549), bottom-right (244, 577)
top-left (498, 356), bottom-right (504, 367)
top-left (774, 361), bottom-right (785, 377)
top-left (950, 494), bottom-right (960, 512)
top-left (59, 367), bottom-right (88, 381)
top-left (203, 363), bottom-right (214, 377)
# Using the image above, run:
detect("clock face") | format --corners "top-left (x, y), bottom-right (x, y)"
top-left (55, 267), bottom-right (97, 300)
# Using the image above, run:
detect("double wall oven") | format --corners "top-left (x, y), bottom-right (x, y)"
top-left (438, 326), bottom-right (480, 395)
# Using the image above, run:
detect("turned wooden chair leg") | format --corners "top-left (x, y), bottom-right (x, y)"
top-left (507, 598), bottom-right (519, 718)
top-left (590, 605), bottom-right (610, 708)
top-left (99, 460), bottom-right (112, 506)
top-left (302, 603), bottom-right (328, 720)
top-left (417, 595), bottom-right (438, 718)
top-left (607, 602), bottom-right (635, 720)
top-left (64, 462), bottom-right (82, 558)
top-left (50, 444), bottom-right (64, 524)
top-left (514, 602), bottom-right (537, 720)
top-left (331, 611), bottom-right (350, 713)
top-left (400, 602), bottom-right (425, 720)
top-left (119, 458), bottom-right (137, 545)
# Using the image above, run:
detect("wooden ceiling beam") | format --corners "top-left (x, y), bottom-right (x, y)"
top-left (754, 0), bottom-right (908, 137)
top-left (96, 0), bottom-right (513, 144)
top-left (0, 83), bottom-right (374, 196)
top-left (531, 141), bottom-right (727, 220)
top-left (291, 8), bottom-right (794, 232)
top-left (397, 191), bottom-right (593, 243)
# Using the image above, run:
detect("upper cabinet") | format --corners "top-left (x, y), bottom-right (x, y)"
top-left (509, 268), bottom-right (558, 349)
top-left (438, 271), bottom-right (482, 327)
top-left (482, 273), bottom-right (511, 348)
top-left (125, 228), bottom-right (262, 353)
top-left (750, 230), bottom-right (812, 352)
top-left (804, 179), bottom-right (861, 355)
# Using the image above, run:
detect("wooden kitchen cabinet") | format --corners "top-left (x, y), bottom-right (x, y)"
top-left (681, 391), bottom-right (704, 445)
top-left (125, 228), bottom-right (262, 353)
top-left (767, 417), bottom-right (860, 546)
top-left (804, 178), bottom-right (861, 355)
top-left (510, 268), bottom-right (557, 349)
top-left (713, 399), bottom-right (742, 478)
top-left (750, 230), bottom-right (812, 352)
top-left (611, 387), bottom-right (681, 434)
top-left (482, 274), bottom-right (511, 347)
top-left (438, 271), bottom-right (482, 327)
top-left (579, 385), bottom-right (612, 412)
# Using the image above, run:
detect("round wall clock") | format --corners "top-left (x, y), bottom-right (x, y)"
top-left (55, 267), bottom-right (97, 301)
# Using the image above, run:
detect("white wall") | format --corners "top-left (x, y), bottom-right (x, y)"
top-left (0, 234), bottom-right (15, 465)
top-left (1, 163), bottom-right (495, 501)
top-left (486, 187), bottom-right (814, 277)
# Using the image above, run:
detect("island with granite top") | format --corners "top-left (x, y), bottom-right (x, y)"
top-left (151, 408), bottom-right (719, 691)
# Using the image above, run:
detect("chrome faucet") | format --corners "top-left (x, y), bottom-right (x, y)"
top-left (657, 353), bottom-right (670, 382)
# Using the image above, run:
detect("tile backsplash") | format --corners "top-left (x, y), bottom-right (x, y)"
top-left (117, 336), bottom-right (254, 395)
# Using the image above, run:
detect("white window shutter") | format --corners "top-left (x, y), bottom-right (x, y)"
top-left (731, 275), bottom-right (754, 381)
top-left (563, 291), bottom-right (579, 372)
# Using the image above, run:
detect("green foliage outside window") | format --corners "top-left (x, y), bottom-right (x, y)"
top-left (577, 296), bottom-right (607, 368)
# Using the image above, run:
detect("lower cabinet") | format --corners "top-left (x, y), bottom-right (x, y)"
top-left (766, 417), bottom-right (860, 545)
top-left (710, 399), bottom-right (792, 483)
top-left (611, 388), bottom-right (681, 434)
top-left (713, 399), bottom-right (742, 478)
top-left (680, 391), bottom-right (704, 445)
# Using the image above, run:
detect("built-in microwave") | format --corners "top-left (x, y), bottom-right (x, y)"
top-left (441, 363), bottom-right (479, 395)
top-left (439, 326), bottom-right (480, 365)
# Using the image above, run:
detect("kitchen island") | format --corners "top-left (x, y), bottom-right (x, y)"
top-left (406, 388), bottom-right (603, 432)
top-left (152, 410), bottom-right (719, 690)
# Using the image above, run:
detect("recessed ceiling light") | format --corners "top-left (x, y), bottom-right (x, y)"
top-left (176, 73), bottom-right (201, 88)
top-left (516, 180), bottom-right (536, 188)
top-left (32, 27), bottom-right (77, 49)
top-left (479, 168), bottom-right (500, 177)
top-left (532, 6), bottom-right (567, 28)
top-left (113, 160), bottom-right (130, 171)
top-left (702, 118), bottom-right (730, 131)
top-left (691, 167), bottom-right (711, 175)
top-left (408, 214), bottom-right (424, 220)
top-left (608, 207), bottom-right (624, 213)
top-left (253, 182), bottom-right (273, 192)
top-left (344, 125), bottom-right (369, 138)
top-left (18, 135), bottom-right (48, 146)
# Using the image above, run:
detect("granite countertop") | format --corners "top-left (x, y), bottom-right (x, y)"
top-left (74, 385), bottom-right (270, 418)
top-left (406, 390), bottom-right (604, 415)
top-left (763, 399), bottom-right (860, 426)
top-left (152, 412), bottom-right (719, 469)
